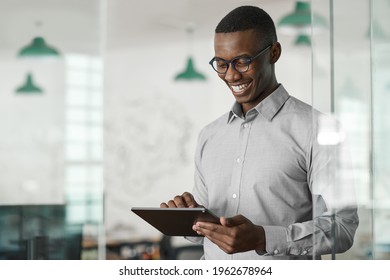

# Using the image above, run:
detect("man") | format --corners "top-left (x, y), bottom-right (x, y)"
top-left (161, 6), bottom-right (358, 259)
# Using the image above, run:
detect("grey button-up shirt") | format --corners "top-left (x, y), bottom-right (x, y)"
top-left (191, 84), bottom-right (358, 259)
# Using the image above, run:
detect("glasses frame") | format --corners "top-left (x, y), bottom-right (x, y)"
top-left (209, 44), bottom-right (272, 74)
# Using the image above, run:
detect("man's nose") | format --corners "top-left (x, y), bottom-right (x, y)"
top-left (224, 64), bottom-right (242, 81)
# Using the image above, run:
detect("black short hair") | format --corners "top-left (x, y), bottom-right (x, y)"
top-left (215, 6), bottom-right (277, 46)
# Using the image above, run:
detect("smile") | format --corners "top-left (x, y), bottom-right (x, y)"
top-left (231, 82), bottom-right (250, 94)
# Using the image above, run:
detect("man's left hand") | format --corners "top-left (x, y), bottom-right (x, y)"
top-left (192, 214), bottom-right (266, 254)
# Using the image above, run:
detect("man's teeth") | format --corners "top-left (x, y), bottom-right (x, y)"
top-left (231, 83), bottom-right (249, 92)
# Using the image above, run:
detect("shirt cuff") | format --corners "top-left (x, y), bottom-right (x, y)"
top-left (260, 225), bottom-right (288, 256)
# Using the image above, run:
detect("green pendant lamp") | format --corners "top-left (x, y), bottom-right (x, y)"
top-left (295, 34), bottom-right (311, 46)
top-left (175, 56), bottom-right (206, 81)
top-left (18, 36), bottom-right (60, 58)
top-left (278, 1), bottom-right (327, 35)
top-left (174, 24), bottom-right (206, 81)
top-left (16, 73), bottom-right (43, 94)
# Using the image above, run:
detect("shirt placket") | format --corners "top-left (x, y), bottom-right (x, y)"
top-left (228, 113), bottom-right (256, 216)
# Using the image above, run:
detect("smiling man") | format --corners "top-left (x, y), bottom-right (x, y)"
top-left (161, 6), bottom-right (358, 260)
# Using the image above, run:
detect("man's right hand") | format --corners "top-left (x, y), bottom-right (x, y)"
top-left (160, 192), bottom-right (200, 208)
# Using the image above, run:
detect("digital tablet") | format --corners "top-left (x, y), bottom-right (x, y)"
top-left (131, 207), bottom-right (220, 236)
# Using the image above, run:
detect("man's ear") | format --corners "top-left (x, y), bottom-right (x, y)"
top-left (270, 42), bottom-right (281, 64)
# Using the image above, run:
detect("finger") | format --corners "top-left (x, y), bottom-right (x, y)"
top-left (192, 224), bottom-right (204, 236)
top-left (173, 195), bottom-right (187, 208)
top-left (221, 215), bottom-right (247, 227)
top-left (160, 202), bottom-right (169, 208)
top-left (194, 224), bottom-right (234, 253)
top-left (167, 200), bottom-right (179, 208)
top-left (181, 192), bottom-right (198, 208)
top-left (221, 217), bottom-right (232, 227)
top-left (194, 221), bottom-right (225, 236)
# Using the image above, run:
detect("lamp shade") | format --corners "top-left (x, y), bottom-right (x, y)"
top-left (295, 34), bottom-right (311, 46)
top-left (174, 57), bottom-right (206, 81)
top-left (18, 36), bottom-right (60, 58)
top-left (16, 73), bottom-right (43, 94)
top-left (278, 1), bottom-right (327, 35)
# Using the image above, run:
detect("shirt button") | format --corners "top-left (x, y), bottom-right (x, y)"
top-left (273, 249), bottom-right (279, 254)
top-left (236, 158), bottom-right (242, 163)
top-left (243, 123), bottom-right (249, 128)
top-left (232, 193), bottom-right (237, 199)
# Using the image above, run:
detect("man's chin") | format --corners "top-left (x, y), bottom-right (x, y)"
top-left (233, 95), bottom-right (249, 105)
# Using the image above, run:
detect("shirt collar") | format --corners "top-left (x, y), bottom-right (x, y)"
top-left (228, 84), bottom-right (290, 123)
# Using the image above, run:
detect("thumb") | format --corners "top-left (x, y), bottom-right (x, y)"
top-left (221, 215), bottom-right (247, 227)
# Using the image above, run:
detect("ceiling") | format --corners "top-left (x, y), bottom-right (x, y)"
top-left (106, 0), bottom-right (293, 49)
top-left (0, 0), bottom-right (101, 54)
top-left (0, 0), bottom-right (302, 54)
top-left (0, 0), bottom-right (383, 54)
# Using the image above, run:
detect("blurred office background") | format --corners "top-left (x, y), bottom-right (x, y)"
top-left (0, 0), bottom-right (389, 260)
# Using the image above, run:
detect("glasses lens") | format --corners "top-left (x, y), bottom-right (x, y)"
top-left (211, 59), bottom-right (227, 73)
top-left (232, 58), bottom-right (250, 73)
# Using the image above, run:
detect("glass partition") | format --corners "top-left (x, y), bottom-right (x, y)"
top-left (312, 0), bottom-right (390, 259)
top-left (371, 0), bottom-right (390, 260)
top-left (0, 0), bottom-right (105, 259)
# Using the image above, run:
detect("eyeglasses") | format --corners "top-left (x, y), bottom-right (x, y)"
top-left (209, 44), bottom-right (272, 74)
